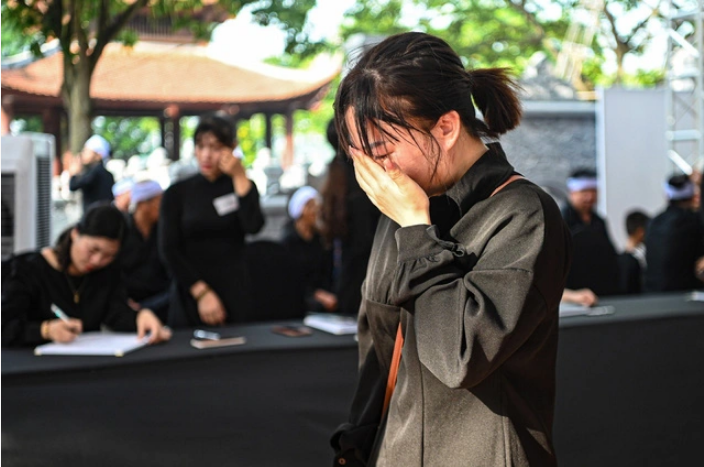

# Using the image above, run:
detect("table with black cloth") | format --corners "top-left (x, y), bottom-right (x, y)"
top-left (2, 293), bottom-right (703, 467)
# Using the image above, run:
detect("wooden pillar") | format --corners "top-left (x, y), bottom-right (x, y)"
top-left (283, 110), bottom-right (294, 169)
top-left (264, 113), bottom-right (273, 151)
top-left (159, 116), bottom-right (166, 151)
top-left (173, 115), bottom-right (181, 161)
top-left (42, 107), bottom-right (63, 175)
top-left (163, 105), bottom-right (180, 161)
top-left (1, 96), bottom-right (14, 135)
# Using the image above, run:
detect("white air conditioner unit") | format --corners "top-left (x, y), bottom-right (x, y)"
top-left (1, 133), bottom-right (55, 259)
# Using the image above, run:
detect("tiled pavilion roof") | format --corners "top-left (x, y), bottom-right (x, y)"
top-left (1, 42), bottom-right (340, 116)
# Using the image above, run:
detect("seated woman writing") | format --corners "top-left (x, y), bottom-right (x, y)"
top-left (1, 203), bottom-right (171, 347)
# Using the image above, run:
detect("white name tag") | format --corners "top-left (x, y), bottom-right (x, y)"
top-left (212, 193), bottom-right (239, 216)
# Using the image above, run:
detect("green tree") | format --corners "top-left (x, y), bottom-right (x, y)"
top-left (339, 0), bottom-right (666, 90)
top-left (1, 0), bottom-right (319, 155)
top-left (92, 116), bottom-right (160, 160)
top-left (340, 0), bottom-right (569, 76)
top-left (502, 0), bottom-right (665, 87)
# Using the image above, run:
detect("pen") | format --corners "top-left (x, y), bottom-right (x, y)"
top-left (51, 304), bottom-right (79, 333)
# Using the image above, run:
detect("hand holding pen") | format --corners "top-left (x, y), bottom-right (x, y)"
top-left (43, 305), bottom-right (83, 343)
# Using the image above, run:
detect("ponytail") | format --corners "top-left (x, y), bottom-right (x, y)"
top-left (468, 68), bottom-right (522, 137)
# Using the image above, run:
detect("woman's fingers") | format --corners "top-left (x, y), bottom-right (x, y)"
top-left (153, 326), bottom-right (172, 344)
top-left (349, 150), bottom-right (384, 203)
top-left (55, 322), bottom-right (79, 343)
top-left (67, 318), bottom-right (83, 334)
top-left (349, 146), bottom-right (429, 227)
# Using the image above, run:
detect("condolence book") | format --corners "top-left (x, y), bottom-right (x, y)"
top-left (34, 332), bottom-right (149, 357)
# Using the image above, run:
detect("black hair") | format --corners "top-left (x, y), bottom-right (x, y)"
top-left (194, 114), bottom-right (236, 148)
top-left (334, 32), bottom-right (522, 180)
top-left (320, 118), bottom-right (348, 243)
top-left (326, 118), bottom-right (340, 153)
top-left (624, 210), bottom-right (650, 236)
top-left (667, 174), bottom-right (692, 190)
top-left (53, 203), bottom-right (127, 272)
top-left (569, 168), bottom-right (597, 179)
top-left (667, 173), bottom-right (695, 205)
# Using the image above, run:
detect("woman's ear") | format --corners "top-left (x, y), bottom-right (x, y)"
top-left (70, 228), bottom-right (78, 242)
top-left (431, 111), bottom-right (461, 152)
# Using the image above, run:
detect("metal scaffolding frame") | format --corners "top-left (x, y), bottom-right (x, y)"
top-left (555, 0), bottom-right (604, 92)
top-left (665, 0), bottom-right (704, 174)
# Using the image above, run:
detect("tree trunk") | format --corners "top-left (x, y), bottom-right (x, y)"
top-left (614, 44), bottom-right (629, 85)
top-left (62, 61), bottom-right (93, 155)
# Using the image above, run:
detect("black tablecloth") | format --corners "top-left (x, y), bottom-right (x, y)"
top-left (2, 293), bottom-right (703, 467)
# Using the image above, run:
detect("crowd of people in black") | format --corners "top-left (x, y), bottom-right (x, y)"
top-left (2, 113), bottom-right (703, 348)
top-left (560, 169), bottom-right (704, 306)
top-left (1, 114), bottom-right (380, 347)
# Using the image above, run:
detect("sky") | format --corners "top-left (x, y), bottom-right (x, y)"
top-left (209, 0), bottom-right (356, 63)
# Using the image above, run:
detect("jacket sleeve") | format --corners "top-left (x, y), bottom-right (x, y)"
top-left (1, 269), bottom-right (47, 347)
top-left (158, 186), bottom-right (201, 289)
top-left (236, 182), bottom-right (265, 235)
top-left (390, 200), bottom-right (550, 390)
top-left (69, 164), bottom-right (100, 191)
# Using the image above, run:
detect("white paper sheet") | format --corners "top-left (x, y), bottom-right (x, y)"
top-left (34, 332), bottom-right (149, 357)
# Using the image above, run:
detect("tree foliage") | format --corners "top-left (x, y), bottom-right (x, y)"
top-left (340, 0), bottom-right (569, 75)
top-left (92, 116), bottom-right (160, 160)
top-left (338, 0), bottom-right (666, 89)
top-left (1, 0), bottom-right (319, 153)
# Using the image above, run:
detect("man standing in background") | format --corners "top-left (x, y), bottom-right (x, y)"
top-left (561, 168), bottom-right (621, 296)
top-left (645, 174), bottom-right (704, 292)
top-left (69, 135), bottom-right (115, 212)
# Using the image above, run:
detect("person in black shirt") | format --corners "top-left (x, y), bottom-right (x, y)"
top-left (112, 177), bottom-right (133, 212)
top-left (319, 119), bottom-right (380, 316)
top-left (561, 169), bottom-right (620, 296)
top-left (618, 210), bottom-right (650, 295)
top-left (120, 180), bottom-right (170, 323)
top-left (281, 186), bottom-right (337, 312)
top-left (68, 135), bottom-right (115, 213)
top-left (159, 114), bottom-right (265, 328)
top-left (2, 204), bottom-right (171, 347)
top-left (644, 174), bottom-right (704, 292)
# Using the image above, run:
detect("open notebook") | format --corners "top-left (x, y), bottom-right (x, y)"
top-left (34, 332), bottom-right (150, 357)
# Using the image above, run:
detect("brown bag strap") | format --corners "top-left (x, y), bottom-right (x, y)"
top-left (382, 323), bottom-right (404, 417)
top-left (381, 174), bottom-right (522, 417)
top-left (491, 174), bottom-right (523, 197)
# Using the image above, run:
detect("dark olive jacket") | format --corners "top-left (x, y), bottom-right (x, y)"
top-left (332, 144), bottom-right (572, 467)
